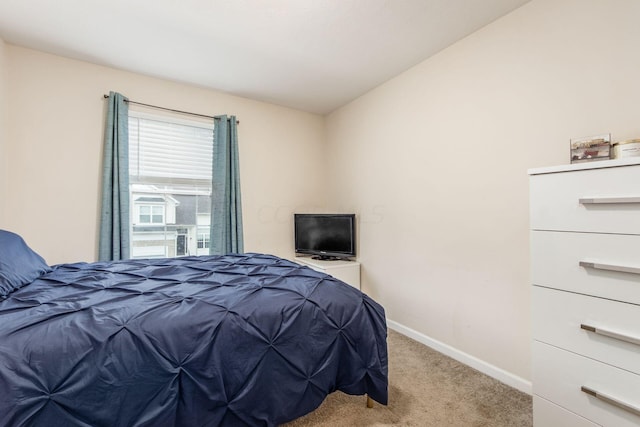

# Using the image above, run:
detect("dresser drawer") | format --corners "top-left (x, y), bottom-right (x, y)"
top-left (534, 396), bottom-right (598, 427)
top-left (533, 341), bottom-right (640, 427)
top-left (531, 231), bottom-right (640, 304)
top-left (532, 286), bottom-right (640, 375)
top-left (530, 164), bottom-right (640, 234)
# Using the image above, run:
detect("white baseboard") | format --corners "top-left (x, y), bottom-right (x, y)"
top-left (387, 319), bottom-right (532, 395)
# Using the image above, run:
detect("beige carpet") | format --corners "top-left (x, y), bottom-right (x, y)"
top-left (283, 329), bottom-right (532, 426)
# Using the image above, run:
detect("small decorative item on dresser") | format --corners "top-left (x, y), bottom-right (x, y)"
top-left (570, 134), bottom-right (611, 164)
top-left (612, 139), bottom-right (640, 159)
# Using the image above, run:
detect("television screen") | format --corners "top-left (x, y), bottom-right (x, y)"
top-left (294, 214), bottom-right (356, 259)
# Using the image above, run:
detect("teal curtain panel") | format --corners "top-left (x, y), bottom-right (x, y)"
top-left (99, 91), bottom-right (130, 261)
top-left (210, 115), bottom-right (244, 255)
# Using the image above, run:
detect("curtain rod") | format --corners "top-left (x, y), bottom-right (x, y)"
top-left (102, 94), bottom-right (239, 124)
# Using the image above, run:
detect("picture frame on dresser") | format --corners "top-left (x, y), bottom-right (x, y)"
top-left (570, 133), bottom-right (611, 164)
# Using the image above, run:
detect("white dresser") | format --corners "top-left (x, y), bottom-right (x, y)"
top-left (293, 256), bottom-right (360, 290)
top-left (529, 158), bottom-right (640, 427)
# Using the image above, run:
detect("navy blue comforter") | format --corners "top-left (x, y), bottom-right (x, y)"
top-left (0, 253), bottom-right (387, 426)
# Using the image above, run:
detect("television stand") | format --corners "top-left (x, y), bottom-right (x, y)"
top-left (293, 256), bottom-right (361, 290)
top-left (311, 255), bottom-right (343, 261)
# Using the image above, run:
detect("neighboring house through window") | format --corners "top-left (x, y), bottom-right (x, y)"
top-left (129, 109), bottom-right (214, 258)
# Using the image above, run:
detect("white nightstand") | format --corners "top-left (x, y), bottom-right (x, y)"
top-left (293, 256), bottom-right (360, 290)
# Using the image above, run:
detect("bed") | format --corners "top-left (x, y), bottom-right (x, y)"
top-left (0, 230), bottom-right (388, 426)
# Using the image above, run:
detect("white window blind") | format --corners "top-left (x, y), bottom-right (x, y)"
top-left (129, 112), bottom-right (214, 183)
top-left (127, 109), bottom-right (214, 259)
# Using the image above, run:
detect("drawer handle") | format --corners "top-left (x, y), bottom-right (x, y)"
top-left (581, 386), bottom-right (640, 417)
top-left (579, 196), bottom-right (640, 204)
top-left (579, 260), bottom-right (640, 276)
top-left (580, 323), bottom-right (640, 346)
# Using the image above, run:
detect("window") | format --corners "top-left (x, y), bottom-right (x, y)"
top-left (129, 110), bottom-right (214, 258)
top-left (197, 233), bottom-right (210, 249)
top-left (138, 205), bottom-right (165, 224)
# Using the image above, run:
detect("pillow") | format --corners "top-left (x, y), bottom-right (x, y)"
top-left (0, 230), bottom-right (51, 298)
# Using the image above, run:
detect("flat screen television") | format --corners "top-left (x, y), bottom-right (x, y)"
top-left (294, 213), bottom-right (356, 260)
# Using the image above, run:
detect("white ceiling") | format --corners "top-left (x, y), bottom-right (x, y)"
top-left (0, 0), bottom-right (530, 114)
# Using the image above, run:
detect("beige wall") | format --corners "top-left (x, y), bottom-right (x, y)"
top-left (4, 0), bottom-right (640, 391)
top-left (3, 45), bottom-right (326, 264)
top-left (325, 0), bottom-right (640, 384)
top-left (0, 38), bottom-right (7, 224)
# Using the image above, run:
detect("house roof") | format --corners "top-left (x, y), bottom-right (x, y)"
top-left (135, 197), bottom-right (166, 204)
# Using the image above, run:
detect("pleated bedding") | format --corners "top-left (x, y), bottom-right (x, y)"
top-left (0, 253), bottom-right (387, 426)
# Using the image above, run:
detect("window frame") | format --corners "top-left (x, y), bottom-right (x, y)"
top-left (137, 204), bottom-right (165, 225)
top-left (128, 108), bottom-right (215, 259)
